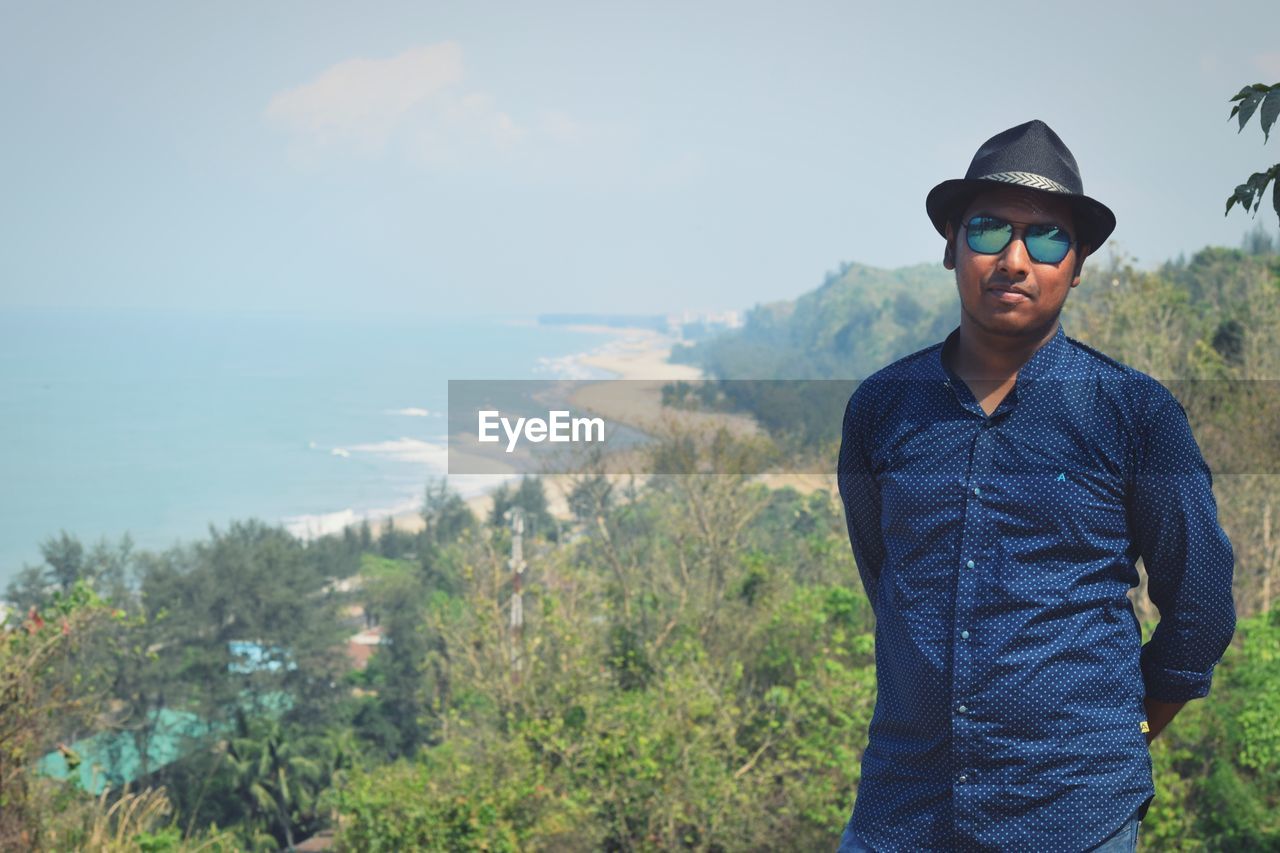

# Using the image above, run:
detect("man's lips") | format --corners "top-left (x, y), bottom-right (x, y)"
top-left (987, 284), bottom-right (1030, 303)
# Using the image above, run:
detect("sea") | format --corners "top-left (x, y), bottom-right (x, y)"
top-left (0, 308), bottom-right (617, 588)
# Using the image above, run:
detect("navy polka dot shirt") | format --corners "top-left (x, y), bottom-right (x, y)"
top-left (836, 324), bottom-right (1236, 851)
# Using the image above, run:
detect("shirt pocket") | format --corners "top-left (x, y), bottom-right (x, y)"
top-left (987, 467), bottom-right (1117, 607)
top-left (1002, 461), bottom-right (1125, 537)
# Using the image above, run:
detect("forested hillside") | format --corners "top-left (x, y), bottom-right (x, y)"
top-left (672, 261), bottom-right (956, 380)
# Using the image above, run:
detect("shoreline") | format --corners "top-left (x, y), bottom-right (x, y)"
top-left (313, 325), bottom-right (704, 543)
top-left (297, 323), bottom-right (837, 549)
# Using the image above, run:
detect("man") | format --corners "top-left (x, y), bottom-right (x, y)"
top-left (836, 120), bottom-right (1236, 852)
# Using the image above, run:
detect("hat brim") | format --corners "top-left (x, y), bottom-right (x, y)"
top-left (926, 178), bottom-right (1116, 255)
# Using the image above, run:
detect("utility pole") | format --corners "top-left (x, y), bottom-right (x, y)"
top-left (507, 507), bottom-right (526, 682)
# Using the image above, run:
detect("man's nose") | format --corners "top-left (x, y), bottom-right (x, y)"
top-left (997, 230), bottom-right (1031, 278)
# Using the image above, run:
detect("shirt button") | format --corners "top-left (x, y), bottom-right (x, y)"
top-left (958, 705), bottom-right (968, 713)
top-left (961, 630), bottom-right (970, 639)
top-left (957, 773), bottom-right (968, 784)
top-left (973, 486), bottom-right (981, 496)
top-left (966, 560), bottom-right (976, 569)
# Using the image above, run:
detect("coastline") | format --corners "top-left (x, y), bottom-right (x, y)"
top-left (348, 324), bottom-right (836, 542)
top-left (459, 326), bottom-right (706, 526)
top-left (300, 322), bottom-right (836, 547)
top-left (1, 314), bottom-right (654, 585)
top-left (322, 325), bottom-right (703, 542)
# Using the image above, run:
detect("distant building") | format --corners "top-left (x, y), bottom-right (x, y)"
top-left (346, 624), bottom-right (386, 671)
top-left (228, 641), bottom-right (296, 674)
top-left (322, 575), bottom-right (365, 595)
top-left (37, 707), bottom-right (212, 795)
top-left (38, 691), bottom-right (294, 794)
top-left (667, 309), bottom-right (744, 342)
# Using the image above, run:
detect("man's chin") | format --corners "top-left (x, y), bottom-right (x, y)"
top-left (965, 312), bottom-right (1058, 341)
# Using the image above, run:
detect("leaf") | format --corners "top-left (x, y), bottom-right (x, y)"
top-left (1230, 84), bottom-right (1263, 102)
top-left (1227, 167), bottom-right (1280, 219)
top-left (1261, 88), bottom-right (1280, 142)
top-left (1226, 179), bottom-right (1266, 217)
top-left (249, 782), bottom-right (274, 812)
top-left (1247, 170), bottom-right (1271, 204)
top-left (1226, 183), bottom-right (1253, 215)
top-left (1238, 90), bottom-right (1265, 132)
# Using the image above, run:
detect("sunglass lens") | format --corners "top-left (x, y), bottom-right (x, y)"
top-left (1025, 225), bottom-right (1072, 264)
top-left (965, 216), bottom-right (1012, 254)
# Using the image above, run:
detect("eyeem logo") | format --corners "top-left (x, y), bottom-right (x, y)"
top-left (478, 410), bottom-right (606, 453)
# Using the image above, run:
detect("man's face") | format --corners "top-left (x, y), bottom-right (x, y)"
top-left (943, 187), bottom-right (1087, 343)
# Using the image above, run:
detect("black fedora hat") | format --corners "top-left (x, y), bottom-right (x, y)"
top-left (926, 120), bottom-right (1116, 252)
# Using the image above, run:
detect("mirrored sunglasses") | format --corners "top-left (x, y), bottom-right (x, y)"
top-left (964, 215), bottom-right (1074, 265)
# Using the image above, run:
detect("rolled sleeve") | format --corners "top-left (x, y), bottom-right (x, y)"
top-left (1129, 392), bottom-right (1236, 702)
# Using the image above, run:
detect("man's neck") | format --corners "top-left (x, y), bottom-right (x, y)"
top-left (945, 320), bottom-right (1060, 417)
top-left (948, 320), bottom-right (1059, 383)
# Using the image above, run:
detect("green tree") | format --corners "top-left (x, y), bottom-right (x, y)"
top-left (489, 475), bottom-right (554, 539)
top-left (0, 582), bottom-right (112, 848)
top-left (354, 557), bottom-right (438, 759)
top-left (41, 532), bottom-right (86, 593)
top-left (330, 425), bottom-right (879, 849)
top-left (5, 533), bottom-right (136, 611)
top-left (138, 521), bottom-right (345, 722)
top-left (223, 717), bottom-right (326, 851)
top-left (422, 478), bottom-right (475, 548)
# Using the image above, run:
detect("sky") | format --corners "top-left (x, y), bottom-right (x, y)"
top-left (3, 1), bottom-right (1279, 317)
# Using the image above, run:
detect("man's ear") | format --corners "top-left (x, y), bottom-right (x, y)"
top-left (943, 224), bottom-right (956, 270)
top-left (1071, 244), bottom-right (1091, 287)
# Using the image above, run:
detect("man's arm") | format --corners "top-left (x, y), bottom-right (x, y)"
top-left (837, 385), bottom-right (886, 611)
top-left (1129, 390), bottom-right (1236, 729)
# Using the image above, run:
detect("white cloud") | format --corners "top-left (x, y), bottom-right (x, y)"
top-left (265, 42), bottom-right (586, 166)
top-left (266, 43), bottom-right (466, 151)
top-left (441, 91), bottom-right (527, 148)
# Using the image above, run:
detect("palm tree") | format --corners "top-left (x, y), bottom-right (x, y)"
top-left (224, 716), bottom-right (323, 850)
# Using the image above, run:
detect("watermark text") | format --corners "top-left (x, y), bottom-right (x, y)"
top-left (478, 410), bottom-right (606, 453)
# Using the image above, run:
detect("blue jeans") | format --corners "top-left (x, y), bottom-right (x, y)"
top-left (1088, 812), bottom-right (1141, 853)
top-left (837, 812), bottom-right (1141, 852)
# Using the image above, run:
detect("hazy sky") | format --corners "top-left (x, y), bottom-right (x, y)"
top-left (3, 1), bottom-right (1278, 316)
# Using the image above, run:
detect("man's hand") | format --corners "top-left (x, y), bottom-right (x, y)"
top-left (1143, 698), bottom-right (1186, 744)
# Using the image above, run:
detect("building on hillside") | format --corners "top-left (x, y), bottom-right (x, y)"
top-left (346, 624), bottom-right (385, 671)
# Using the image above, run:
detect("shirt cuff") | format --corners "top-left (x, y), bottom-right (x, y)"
top-left (1140, 653), bottom-right (1216, 702)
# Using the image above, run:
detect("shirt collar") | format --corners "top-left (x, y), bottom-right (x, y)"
top-left (934, 323), bottom-right (1067, 376)
top-left (1014, 323), bottom-right (1069, 387)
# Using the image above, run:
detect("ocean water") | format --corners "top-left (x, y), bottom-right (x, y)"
top-left (0, 308), bottom-right (614, 586)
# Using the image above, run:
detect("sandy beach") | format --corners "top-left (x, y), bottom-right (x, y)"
top-left (349, 324), bottom-right (834, 542)
top-left (459, 326), bottom-right (719, 524)
top-left (360, 325), bottom-right (702, 537)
